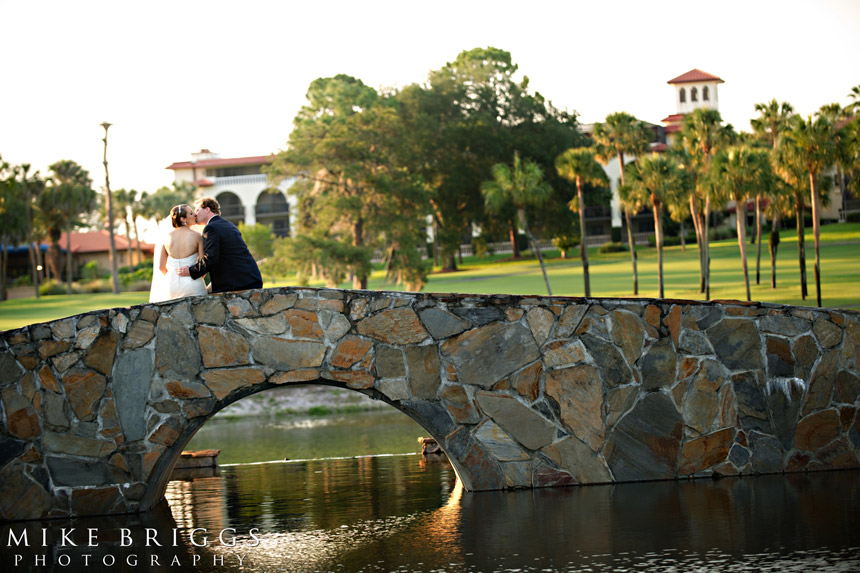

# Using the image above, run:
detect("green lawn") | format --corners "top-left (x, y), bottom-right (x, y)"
top-left (2, 223), bottom-right (859, 331)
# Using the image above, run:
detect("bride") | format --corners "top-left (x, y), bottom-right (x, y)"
top-left (149, 204), bottom-right (208, 302)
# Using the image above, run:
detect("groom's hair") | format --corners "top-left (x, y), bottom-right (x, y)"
top-left (196, 197), bottom-right (221, 215)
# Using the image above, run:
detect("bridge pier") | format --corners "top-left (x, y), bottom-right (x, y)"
top-left (1, 287), bottom-right (859, 521)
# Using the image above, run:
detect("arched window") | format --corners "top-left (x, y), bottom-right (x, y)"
top-left (215, 191), bottom-right (245, 225)
top-left (255, 190), bottom-right (291, 237)
top-left (691, 87), bottom-right (698, 102)
top-left (703, 86), bottom-right (710, 101)
top-left (679, 88), bottom-right (686, 103)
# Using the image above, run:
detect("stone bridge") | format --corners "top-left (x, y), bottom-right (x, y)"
top-left (1, 287), bottom-right (859, 521)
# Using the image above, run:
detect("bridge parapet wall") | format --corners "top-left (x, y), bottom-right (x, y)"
top-left (1, 287), bottom-right (859, 521)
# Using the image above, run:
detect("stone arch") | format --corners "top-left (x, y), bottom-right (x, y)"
top-left (139, 377), bottom-right (463, 513)
top-left (2, 287), bottom-right (859, 521)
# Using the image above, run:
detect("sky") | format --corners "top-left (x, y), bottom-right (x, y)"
top-left (2, 0), bottom-right (859, 199)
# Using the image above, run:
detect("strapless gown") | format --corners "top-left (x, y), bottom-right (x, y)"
top-left (150, 253), bottom-right (208, 302)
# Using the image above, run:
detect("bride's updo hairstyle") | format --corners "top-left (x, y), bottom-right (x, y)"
top-left (170, 205), bottom-right (189, 228)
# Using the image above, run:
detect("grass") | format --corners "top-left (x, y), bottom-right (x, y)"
top-left (2, 222), bottom-right (859, 331)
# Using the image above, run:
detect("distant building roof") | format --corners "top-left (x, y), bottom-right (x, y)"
top-left (166, 154), bottom-right (275, 171)
top-left (56, 230), bottom-right (155, 254)
top-left (667, 69), bottom-right (724, 85)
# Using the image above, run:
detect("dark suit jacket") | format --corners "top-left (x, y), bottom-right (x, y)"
top-left (188, 215), bottom-right (263, 293)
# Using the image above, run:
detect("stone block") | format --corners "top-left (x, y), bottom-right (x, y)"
top-left (795, 409), bottom-right (841, 452)
top-left (442, 322), bottom-right (539, 389)
top-left (475, 419), bottom-right (530, 461)
top-left (198, 325), bottom-right (250, 368)
top-left (252, 337), bottom-right (326, 371)
top-left (582, 334), bottom-right (631, 387)
top-left (545, 364), bottom-right (605, 451)
top-left (419, 307), bottom-right (471, 340)
top-left (357, 307), bottom-right (429, 345)
top-left (542, 435), bottom-right (612, 484)
top-left (113, 349), bottom-right (153, 442)
top-left (406, 345), bottom-right (441, 400)
top-left (203, 368), bottom-right (266, 400)
top-left (707, 318), bottom-right (763, 371)
top-left (604, 392), bottom-right (682, 481)
top-left (475, 391), bottom-right (556, 451)
top-left (813, 317), bottom-right (842, 349)
top-left (330, 335), bottom-right (374, 369)
top-left (678, 428), bottom-right (735, 475)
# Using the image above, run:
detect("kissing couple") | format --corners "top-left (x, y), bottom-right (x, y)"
top-left (149, 197), bottom-right (263, 302)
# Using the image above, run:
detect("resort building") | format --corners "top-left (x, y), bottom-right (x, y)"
top-left (166, 150), bottom-right (296, 237)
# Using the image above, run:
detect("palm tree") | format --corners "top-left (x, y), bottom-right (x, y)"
top-left (751, 100), bottom-right (795, 285)
top-left (678, 108), bottom-right (731, 300)
top-left (848, 85), bottom-right (860, 112)
top-left (555, 147), bottom-right (608, 297)
top-left (101, 122), bottom-right (121, 294)
top-left (621, 155), bottom-right (685, 299)
top-left (482, 152), bottom-right (554, 295)
top-left (47, 160), bottom-right (97, 293)
top-left (764, 177), bottom-right (793, 289)
top-left (785, 115), bottom-right (837, 307)
top-left (0, 157), bottom-right (29, 301)
top-left (592, 112), bottom-right (652, 295)
top-left (11, 163), bottom-right (45, 298)
top-left (817, 103), bottom-right (853, 224)
top-left (713, 146), bottom-right (774, 301)
top-left (113, 188), bottom-right (144, 266)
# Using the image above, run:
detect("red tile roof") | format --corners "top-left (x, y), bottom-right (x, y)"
top-left (56, 230), bottom-right (155, 254)
top-left (661, 113), bottom-right (686, 123)
top-left (665, 124), bottom-right (682, 133)
top-left (650, 142), bottom-right (668, 152)
top-left (166, 154), bottom-right (276, 171)
top-left (667, 69), bottom-right (724, 85)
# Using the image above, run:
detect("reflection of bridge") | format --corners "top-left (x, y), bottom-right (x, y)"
top-left (1, 287), bottom-right (859, 520)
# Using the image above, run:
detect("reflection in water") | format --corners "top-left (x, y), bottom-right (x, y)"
top-left (3, 457), bottom-right (859, 572)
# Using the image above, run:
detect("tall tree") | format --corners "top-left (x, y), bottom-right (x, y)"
top-left (555, 147), bottom-right (609, 297)
top-left (482, 152), bottom-right (554, 295)
top-left (751, 99), bottom-right (794, 285)
top-left (268, 74), bottom-right (428, 290)
top-left (45, 160), bottom-right (96, 293)
top-left (0, 157), bottom-right (28, 301)
top-left (678, 108), bottom-right (732, 300)
top-left (592, 112), bottom-right (652, 295)
top-left (785, 115), bottom-right (837, 307)
top-left (113, 188), bottom-right (139, 266)
top-left (100, 122), bottom-right (121, 293)
top-left (621, 154), bottom-right (686, 299)
top-left (713, 146), bottom-right (774, 301)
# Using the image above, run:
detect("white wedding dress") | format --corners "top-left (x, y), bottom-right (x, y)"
top-left (149, 253), bottom-right (208, 303)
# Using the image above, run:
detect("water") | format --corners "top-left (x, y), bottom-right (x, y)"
top-left (3, 407), bottom-right (860, 572)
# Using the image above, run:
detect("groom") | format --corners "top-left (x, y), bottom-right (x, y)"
top-left (177, 197), bottom-right (263, 293)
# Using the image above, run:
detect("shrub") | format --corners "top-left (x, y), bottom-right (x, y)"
top-left (80, 260), bottom-right (107, 281)
top-left (77, 279), bottom-right (113, 294)
top-left (611, 227), bottom-right (622, 242)
top-left (119, 266), bottom-right (153, 286)
top-left (472, 236), bottom-right (492, 257)
top-left (125, 280), bottom-right (152, 293)
top-left (552, 236), bottom-right (579, 259)
top-left (598, 242), bottom-right (628, 253)
top-left (39, 280), bottom-right (69, 296)
top-left (14, 275), bottom-right (32, 287)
